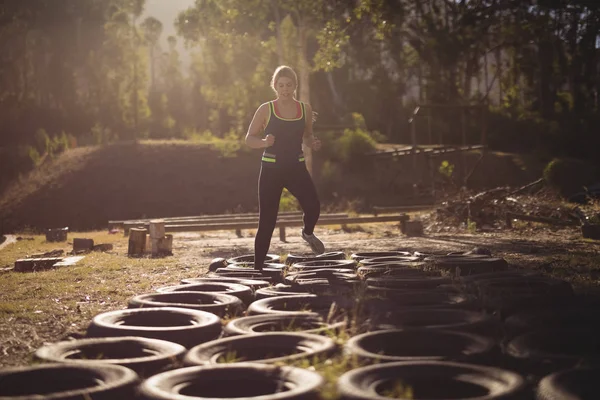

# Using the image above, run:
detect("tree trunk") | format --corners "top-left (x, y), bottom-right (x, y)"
top-left (297, 17), bottom-right (313, 176)
top-left (273, 0), bottom-right (284, 65)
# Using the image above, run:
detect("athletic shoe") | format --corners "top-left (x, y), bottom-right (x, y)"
top-left (301, 230), bottom-right (325, 255)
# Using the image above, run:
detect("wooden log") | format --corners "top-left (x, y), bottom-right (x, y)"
top-left (163, 214), bottom-right (410, 233)
top-left (128, 228), bottom-right (147, 256)
top-left (505, 212), bottom-right (579, 227)
top-left (149, 220), bottom-right (165, 239)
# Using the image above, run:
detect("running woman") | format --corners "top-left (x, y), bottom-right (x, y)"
top-left (245, 65), bottom-right (325, 270)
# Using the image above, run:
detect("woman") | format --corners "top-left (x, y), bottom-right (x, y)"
top-left (245, 65), bottom-right (324, 270)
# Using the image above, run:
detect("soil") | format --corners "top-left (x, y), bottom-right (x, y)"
top-left (1, 218), bottom-right (599, 369)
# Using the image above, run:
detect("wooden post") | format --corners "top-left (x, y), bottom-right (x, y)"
top-left (128, 228), bottom-right (147, 256)
top-left (279, 225), bottom-right (286, 242)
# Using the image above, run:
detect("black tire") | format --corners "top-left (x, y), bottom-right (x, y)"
top-left (87, 307), bottom-right (221, 348)
top-left (505, 329), bottom-right (600, 378)
top-left (359, 256), bottom-right (421, 265)
top-left (0, 363), bottom-right (139, 400)
top-left (345, 329), bottom-right (496, 364)
top-left (351, 251), bottom-right (412, 261)
top-left (504, 303), bottom-right (600, 338)
top-left (248, 294), bottom-right (353, 319)
top-left (365, 289), bottom-right (479, 310)
top-left (537, 367), bottom-right (599, 400)
top-left (285, 251), bottom-right (346, 265)
top-left (424, 256), bottom-right (508, 275)
top-left (224, 314), bottom-right (346, 336)
top-left (365, 308), bottom-right (500, 337)
top-left (459, 270), bottom-right (542, 294)
top-left (475, 277), bottom-right (573, 299)
top-left (138, 363), bottom-right (324, 400)
top-left (34, 336), bottom-right (185, 377)
top-left (366, 276), bottom-right (451, 290)
top-left (128, 292), bottom-right (244, 317)
top-left (215, 266), bottom-right (283, 282)
top-left (183, 332), bottom-right (337, 366)
top-left (181, 277), bottom-right (271, 291)
top-left (156, 282), bottom-right (254, 304)
top-left (226, 254), bottom-right (280, 264)
top-left (337, 361), bottom-right (526, 400)
top-left (255, 285), bottom-right (314, 299)
top-left (288, 259), bottom-right (357, 272)
top-left (357, 264), bottom-right (427, 279)
top-left (207, 270), bottom-right (275, 281)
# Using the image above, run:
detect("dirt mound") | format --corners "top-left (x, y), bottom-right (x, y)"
top-left (0, 142), bottom-right (262, 233)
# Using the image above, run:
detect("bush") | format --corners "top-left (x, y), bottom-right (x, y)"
top-left (335, 127), bottom-right (378, 164)
top-left (34, 129), bottom-right (50, 154)
top-left (543, 157), bottom-right (600, 197)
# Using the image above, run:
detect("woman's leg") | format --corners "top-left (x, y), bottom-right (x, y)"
top-left (285, 164), bottom-right (320, 235)
top-left (255, 166), bottom-right (283, 270)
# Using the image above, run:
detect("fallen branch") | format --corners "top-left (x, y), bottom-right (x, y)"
top-left (509, 178), bottom-right (544, 196)
top-left (505, 212), bottom-right (579, 228)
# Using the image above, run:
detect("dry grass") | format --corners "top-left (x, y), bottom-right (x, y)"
top-left (0, 231), bottom-right (202, 367)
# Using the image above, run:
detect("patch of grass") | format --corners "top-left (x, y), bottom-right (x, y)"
top-left (0, 231), bottom-right (195, 367)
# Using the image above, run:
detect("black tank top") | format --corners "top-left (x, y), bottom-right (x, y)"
top-left (261, 100), bottom-right (306, 168)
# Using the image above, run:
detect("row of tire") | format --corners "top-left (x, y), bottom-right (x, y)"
top-left (1, 250), bottom-right (598, 399)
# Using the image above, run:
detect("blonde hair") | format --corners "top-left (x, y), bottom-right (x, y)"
top-left (270, 65), bottom-right (298, 94)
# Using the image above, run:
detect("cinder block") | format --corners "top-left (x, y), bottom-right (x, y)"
top-left (73, 238), bottom-right (94, 253)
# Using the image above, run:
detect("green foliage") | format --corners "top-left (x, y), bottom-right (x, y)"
top-left (26, 146), bottom-right (41, 167)
top-left (543, 158), bottom-right (600, 197)
top-left (34, 129), bottom-right (50, 155)
top-left (279, 189), bottom-right (299, 212)
top-left (439, 160), bottom-right (454, 178)
top-left (335, 127), bottom-right (378, 164)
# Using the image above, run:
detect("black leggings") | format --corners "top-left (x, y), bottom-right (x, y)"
top-left (255, 163), bottom-right (320, 269)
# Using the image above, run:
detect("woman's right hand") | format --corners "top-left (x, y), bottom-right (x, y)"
top-left (263, 134), bottom-right (275, 147)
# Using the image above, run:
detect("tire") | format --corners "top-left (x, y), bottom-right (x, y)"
top-left (226, 254), bottom-right (280, 264)
top-left (475, 277), bottom-right (574, 317)
top-left (181, 277), bottom-right (271, 291)
top-left (248, 294), bottom-right (353, 319)
top-left (138, 363), bottom-right (324, 400)
top-left (207, 270), bottom-right (274, 281)
top-left (364, 308), bottom-right (500, 337)
top-left (366, 276), bottom-right (451, 290)
top-left (0, 363), bottom-right (139, 400)
top-left (215, 267), bottom-right (283, 282)
top-left (288, 259), bottom-right (357, 272)
top-left (183, 332), bottom-right (337, 366)
top-left (537, 367), bottom-right (598, 400)
top-left (156, 282), bottom-right (254, 304)
top-left (359, 256), bottom-right (421, 265)
top-left (255, 285), bottom-right (314, 299)
top-left (34, 336), bottom-right (186, 377)
top-left (364, 290), bottom-right (478, 310)
top-left (224, 314), bottom-right (346, 336)
top-left (357, 264), bottom-right (427, 279)
top-left (424, 256), bottom-right (508, 275)
top-left (345, 329), bottom-right (496, 364)
top-left (128, 292), bottom-right (244, 317)
top-left (87, 307), bottom-right (221, 348)
top-left (505, 329), bottom-right (600, 378)
top-left (350, 251), bottom-right (412, 262)
top-left (504, 303), bottom-right (600, 338)
top-left (459, 270), bottom-right (542, 294)
top-left (337, 361), bottom-right (527, 400)
top-left (285, 251), bottom-right (346, 265)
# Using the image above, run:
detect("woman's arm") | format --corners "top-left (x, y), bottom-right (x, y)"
top-left (245, 103), bottom-right (273, 149)
top-left (302, 102), bottom-right (321, 150)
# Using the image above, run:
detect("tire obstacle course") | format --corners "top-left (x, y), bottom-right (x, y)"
top-left (1, 250), bottom-right (599, 399)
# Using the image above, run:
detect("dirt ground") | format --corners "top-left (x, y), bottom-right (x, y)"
top-left (1, 216), bottom-right (599, 368)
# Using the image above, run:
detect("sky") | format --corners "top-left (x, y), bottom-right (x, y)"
top-left (142, 0), bottom-right (196, 67)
